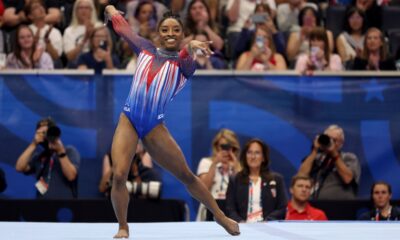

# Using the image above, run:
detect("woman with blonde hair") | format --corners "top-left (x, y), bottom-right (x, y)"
top-left (63, 0), bottom-right (102, 65)
top-left (196, 129), bottom-right (241, 221)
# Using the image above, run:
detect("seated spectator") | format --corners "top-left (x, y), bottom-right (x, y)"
top-left (6, 25), bottom-right (54, 69)
top-left (126, 0), bottom-right (167, 25)
top-left (2, 0), bottom-right (61, 28)
top-left (63, 0), bottom-right (102, 66)
top-left (192, 30), bottom-right (227, 70)
top-left (286, 6), bottom-right (334, 63)
top-left (0, 167), bottom-right (6, 193)
top-left (128, 0), bottom-right (158, 40)
top-left (336, 7), bottom-right (366, 67)
top-left (25, 0), bottom-right (64, 68)
top-left (99, 141), bottom-right (161, 198)
top-left (77, 26), bottom-right (120, 74)
top-left (15, 118), bottom-right (80, 199)
top-left (276, 0), bottom-right (318, 32)
top-left (298, 125), bottom-right (361, 200)
top-left (226, 138), bottom-right (288, 223)
top-left (236, 27), bottom-right (287, 71)
top-left (358, 181), bottom-right (400, 221)
top-left (234, 2), bottom-right (286, 59)
top-left (352, 0), bottom-right (382, 29)
top-left (295, 27), bottom-right (342, 74)
top-left (196, 129), bottom-right (241, 221)
top-left (352, 28), bottom-right (397, 70)
top-left (268, 174), bottom-right (328, 220)
top-left (182, 0), bottom-right (224, 51)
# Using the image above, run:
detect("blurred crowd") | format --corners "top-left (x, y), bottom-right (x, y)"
top-left (0, 0), bottom-right (399, 73)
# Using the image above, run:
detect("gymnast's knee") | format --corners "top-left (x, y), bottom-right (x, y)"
top-left (112, 170), bottom-right (128, 189)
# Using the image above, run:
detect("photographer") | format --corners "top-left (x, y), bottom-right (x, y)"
top-left (298, 125), bottom-right (361, 200)
top-left (15, 118), bottom-right (80, 199)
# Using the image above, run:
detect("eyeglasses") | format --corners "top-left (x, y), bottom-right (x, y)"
top-left (246, 151), bottom-right (262, 157)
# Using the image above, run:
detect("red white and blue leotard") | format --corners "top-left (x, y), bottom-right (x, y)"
top-left (111, 15), bottom-right (196, 138)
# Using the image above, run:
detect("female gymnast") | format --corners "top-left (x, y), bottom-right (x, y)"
top-left (104, 5), bottom-right (240, 238)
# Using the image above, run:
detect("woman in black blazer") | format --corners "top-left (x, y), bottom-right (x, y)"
top-left (225, 139), bottom-right (288, 222)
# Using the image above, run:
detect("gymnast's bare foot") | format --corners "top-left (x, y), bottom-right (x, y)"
top-left (114, 224), bottom-right (129, 239)
top-left (215, 215), bottom-right (240, 236)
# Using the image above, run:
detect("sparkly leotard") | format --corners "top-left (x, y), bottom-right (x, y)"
top-left (111, 15), bottom-right (195, 138)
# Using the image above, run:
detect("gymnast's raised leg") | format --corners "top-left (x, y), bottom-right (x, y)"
top-left (143, 124), bottom-right (240, 236)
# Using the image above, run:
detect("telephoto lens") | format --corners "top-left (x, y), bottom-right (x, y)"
top-left (317, 134), bottom-right (332, 150)
top-left (46, 126), bottom-right (61, 143)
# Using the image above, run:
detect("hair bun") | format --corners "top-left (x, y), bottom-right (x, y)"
top-left (163, 11), bottom-right (180, 19)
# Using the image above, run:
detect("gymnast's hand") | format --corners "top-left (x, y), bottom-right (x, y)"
top-left (189, 40), bottom-right (214, 59)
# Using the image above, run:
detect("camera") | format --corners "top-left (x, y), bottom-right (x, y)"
top-left (317, 134), bottom-right (333, 151)
top-left (99, 40), bottom-right (108, 50)
top-left (220, 143), bottom-right (232, 151)
top-left (46, 125), bottom-right (61, 143)
top-left (126, 181), bottom-right (162, 199)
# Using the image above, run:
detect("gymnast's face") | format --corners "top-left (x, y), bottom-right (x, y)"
top-left (158, 18), bottom-right (183, 51)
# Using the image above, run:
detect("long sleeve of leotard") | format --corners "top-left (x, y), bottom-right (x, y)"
top-left (111, 14), bottom-right (155, 55)
top-left (178, 47), bottom-right (196, 79)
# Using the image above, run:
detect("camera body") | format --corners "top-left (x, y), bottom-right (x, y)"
top-left (46, 125), bottom-right (61, 143)
top-left (99, 40), bottom-right (108, 50)
top-left (220, 143), bottom-right (232, 151)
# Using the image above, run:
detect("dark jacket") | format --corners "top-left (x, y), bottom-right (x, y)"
top-left (352, 57), bottom-right (397, 71)
top-left (0, 168), bottom-right (6, 193)
top-left (358, 206), bottom-right (400, 221)
top-left (225, 172), bottom-right (288, 222)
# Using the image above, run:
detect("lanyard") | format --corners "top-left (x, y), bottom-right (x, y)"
top-left (40, 154), bottom-right (55, 184)
top-left (375, 207), bottom-right (392, 221)
top-left (217, 167), bottom-right (229, 192)
top-left (248, 179), bottom-right (262, 214)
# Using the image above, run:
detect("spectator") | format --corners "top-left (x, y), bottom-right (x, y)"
top-left (126, 0), bottom-right (167, 25)
top-left (298, 125), bottom-right (361, 200)
top-left (182, 0), bottom-right (224, 51)
top-left (2, 0), bottom-right (61, 28)
top-left (6, 24), bottom-right (54, 69)
top-left (358, 181), bottom-right (400, 221)
top-left (226, 138), bottom-right (288, 223)
top-left (276, 0), bottom-right (318, 32)
top-left (128, 0), bottom-right (158, 40)
top-left (99, 141), bottom-right (160, 198)
top-left (192, 30), bottom-right (227, 69)
top-left (295, 27), bottom-right (342, 74)
top-left (63, 0), bottom-right (101, 66)
top-left (236, 27), bottom-right (287, 71)
top-left (117, 38), bottom-right (138, 71)
top-left (77, 26), bottom-right (120, 74)
top-left (336, 7), bottom-right (367, 67)
top-left (0, 167), bottom-right (6, 193)
top-left (286, 6), bottom-right (334, 63)
top-left (352, 27), bottom-right (397, 70)
top-left (234, 3), bottom-right (287, 59)
top-left (268, 174), bottom-right (328, 220)
top-left (15, 118), bottom-right (80, 199)
top-left (352, 0), bottom-right (382, 29)
top-left (196, 129), bottom-right (241, 221)
top-left (225, 0), bottom-right (276, 59)
top-left (25, 0), bottom-right (63, 68)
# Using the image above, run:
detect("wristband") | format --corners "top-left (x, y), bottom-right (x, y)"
top-left (58, 152), bottom-right (67, 158)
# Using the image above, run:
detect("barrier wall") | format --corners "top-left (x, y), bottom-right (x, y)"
top-left (0, 70), bottom-right (399, 219)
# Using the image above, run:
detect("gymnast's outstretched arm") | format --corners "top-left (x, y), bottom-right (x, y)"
top-left (105, 5), bottom-right (155, 55)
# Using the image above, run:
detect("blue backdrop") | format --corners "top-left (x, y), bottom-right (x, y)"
top-left (0, 72), bottom-right (399, 220)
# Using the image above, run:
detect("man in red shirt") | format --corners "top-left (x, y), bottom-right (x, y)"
top-left (268, 174), bottom-right (328, 220)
